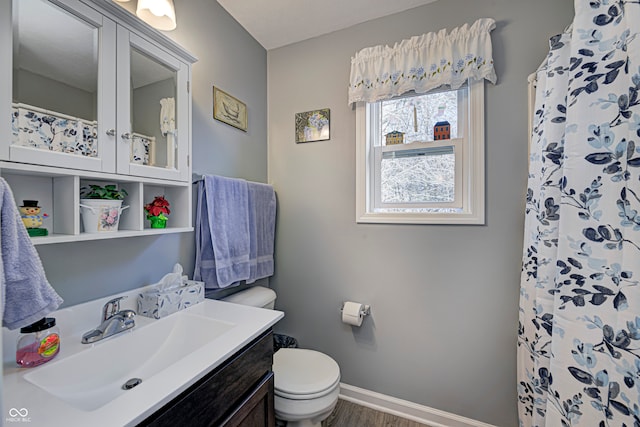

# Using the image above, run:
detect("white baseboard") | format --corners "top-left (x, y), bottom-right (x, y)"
top-left (338, 383), bottom-right (497, 427)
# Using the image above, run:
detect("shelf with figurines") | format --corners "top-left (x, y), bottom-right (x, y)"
top-left (0, 162), bottom-right (192, 245)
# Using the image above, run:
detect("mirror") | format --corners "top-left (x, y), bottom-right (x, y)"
top-left (130, 47), bottom-right (177, 169)
top-left (13, 0), bottom-right (99, 121)
top-left (12, 0), bottom-right (99, 157)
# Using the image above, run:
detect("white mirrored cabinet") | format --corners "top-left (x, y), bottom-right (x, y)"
top-left (0, 0), bottom-right (196, 244)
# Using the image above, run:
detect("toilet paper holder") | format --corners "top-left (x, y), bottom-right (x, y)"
top-left (340, 302), bottom-right (371, 317)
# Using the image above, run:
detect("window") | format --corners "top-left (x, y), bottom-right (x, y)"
top-left (356, 79), bottom-right (485, 224)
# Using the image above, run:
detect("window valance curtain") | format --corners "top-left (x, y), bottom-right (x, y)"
top-left (348, 18), bottom-right (497, 105)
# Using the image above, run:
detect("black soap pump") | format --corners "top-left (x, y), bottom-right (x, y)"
top-left (16, 317), bottom-right (60, 367)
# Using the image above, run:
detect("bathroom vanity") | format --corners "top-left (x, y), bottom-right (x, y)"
top-left (2, 294), bottom-right (283, 426)
top-left (142, 331), bottom-right (275, 426)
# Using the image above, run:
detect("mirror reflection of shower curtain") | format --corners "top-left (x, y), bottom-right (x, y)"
top-left (160, 97), bottom-right (175, 169)
top-left (518, 2), bottom-right (640, 426)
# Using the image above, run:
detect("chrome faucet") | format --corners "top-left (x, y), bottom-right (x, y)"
top-left (82, 296), bottom-right (136, 344)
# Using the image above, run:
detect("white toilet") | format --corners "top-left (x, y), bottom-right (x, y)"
top-left (222, 286), bottom-right (340, 427)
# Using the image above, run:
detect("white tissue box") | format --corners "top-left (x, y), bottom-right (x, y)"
top-left (137, 279), bottom-right (205, 319)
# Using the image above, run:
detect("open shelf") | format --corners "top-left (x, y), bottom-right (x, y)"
top-left (26, 227), bottom-right (193, 245)
top-left (0, 161), bottom-right (192, 245)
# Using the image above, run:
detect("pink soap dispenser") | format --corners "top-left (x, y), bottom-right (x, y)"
top-left (16, 318), bottom-right (60, 367)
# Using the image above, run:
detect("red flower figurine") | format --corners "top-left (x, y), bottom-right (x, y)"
top-left (144, 196), bottom-right (171, 223)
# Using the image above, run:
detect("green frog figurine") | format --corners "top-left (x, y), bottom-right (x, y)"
top-left (19, 200), bottom-right (49, 237)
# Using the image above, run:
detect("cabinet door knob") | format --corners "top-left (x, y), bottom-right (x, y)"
top-left (106, 129), bottom-right (116, 137)
top-left (121, 132), bottom-right (131, 141)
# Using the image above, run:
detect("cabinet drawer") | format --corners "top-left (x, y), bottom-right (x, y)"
top-left (220, 372), bottom-right (274, 427)
top-left (141, 330), bottom-right (274, 427)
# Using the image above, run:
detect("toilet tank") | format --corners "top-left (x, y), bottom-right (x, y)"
top-left (221, 286), bottom-right (277, 309)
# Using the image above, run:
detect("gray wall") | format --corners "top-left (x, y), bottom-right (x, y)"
top-left (15, 69), bottom-right (96, 120)
top-left (267, 1), bottom-right (574, 425)
top-left (37, 0), bottom-right (268, 307)
top-left (169, 0), bottom-right (268, 183)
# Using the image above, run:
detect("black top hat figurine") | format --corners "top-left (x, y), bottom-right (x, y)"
top-left (19, 200), bottom-right (49, 237)
top-left (21, 200), bottom-right (40, 208)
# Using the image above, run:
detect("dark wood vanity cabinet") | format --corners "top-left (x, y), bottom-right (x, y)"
top-left (221, 372), bottom-right (275, 427)
top-left (140, 330), bottom-right (275, 427)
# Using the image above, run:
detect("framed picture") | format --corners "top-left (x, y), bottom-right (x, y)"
top-left (295, 108), bottom-right (330, 143)
top-left (213, 87), bottom-right (247, 131)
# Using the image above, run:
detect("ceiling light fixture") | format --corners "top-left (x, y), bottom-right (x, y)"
top-left (136, 0), bottom-right (177, 31)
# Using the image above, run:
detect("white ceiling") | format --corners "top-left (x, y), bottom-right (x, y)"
top-left (216, 0), bottom-right (441, 50)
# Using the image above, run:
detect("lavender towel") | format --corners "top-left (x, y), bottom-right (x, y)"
top-left (195, 175), bottom-right (250, 288)
top-left (246, 182), bottom-right (276, 284)
top-left (1, 178), bottom-right (63, 330)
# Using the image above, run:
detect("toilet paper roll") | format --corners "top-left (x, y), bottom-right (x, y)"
top-left (342, 301), bottom-right (364, 327)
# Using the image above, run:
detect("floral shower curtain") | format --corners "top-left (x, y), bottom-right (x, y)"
top-left (518, 1), bottom-right (640, 426)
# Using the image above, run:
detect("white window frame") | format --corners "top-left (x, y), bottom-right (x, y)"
top-left (355, 79), bottom-right (485, 225)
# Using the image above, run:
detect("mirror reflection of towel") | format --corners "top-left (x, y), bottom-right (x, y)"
top-left (160, 97), bottom-right (175, 168)
top-left (0, 178), bottom-right (63, 330)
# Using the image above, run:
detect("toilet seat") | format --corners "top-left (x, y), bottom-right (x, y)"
top-left (273, 348), bottom-right (341, 400)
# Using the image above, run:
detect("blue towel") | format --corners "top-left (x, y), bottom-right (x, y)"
top-left (246, 182), bottom-right (276, 284)
top-left (195, 175), bottom-right (250, 288)
top-left (1, 178), bottom-right (63, 330)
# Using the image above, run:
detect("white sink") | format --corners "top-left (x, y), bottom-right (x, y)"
top-left (4, 295), bottom-right (283, 426)
top-left (23, 312), bottom-right (234, 411)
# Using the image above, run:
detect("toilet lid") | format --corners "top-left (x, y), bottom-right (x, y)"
top-left (273, 348), bottom-right (340, 399)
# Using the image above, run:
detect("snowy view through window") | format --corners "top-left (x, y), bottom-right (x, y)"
top-left (379, 90), bottom-right (459, 205)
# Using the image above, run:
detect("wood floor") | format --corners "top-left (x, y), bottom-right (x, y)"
top-left (321, 399), bottom-right (431, 427)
